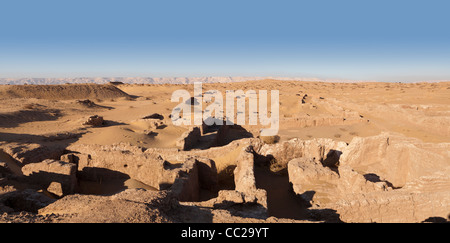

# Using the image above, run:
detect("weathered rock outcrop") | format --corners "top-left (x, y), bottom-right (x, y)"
top-left (168, 156), bottom-right (218, 202)
top-left (258, 138), bottom-right (347, 168)
top-left (340, 132), bottom-right (450, 188)
top-left (176, 127), bottom-right (201, 150)
top-left (233, 146), bottom-right (267, 208)
top-left (38, 189), bottom-right (173, 223)
top-left (1, 189), bottom-right (56, 214)
top-left (321, 188), bottom-right (450, 223)
top-left (76, 99), bottom-right (99, 108)
top-left (286, 133), bottom-right (450, 222)
top-left (141, 113), bottom-right (164, 120)
top-left (193, 156), bottom-right (218, 191)
top-left (21, 159), bottom-right (77, 195)
top-left (83, 115), bottom-right (104, 127)
top-left (288, 157), bottom-right (340, 203)
top-left (65, 143), bottom-right (175, 190)
top-left (0, 142), bottom-right (65, 165)
top-left (47, 182), bottom-right (64, 197)
top-left (64, 143), bottom-right (219, 201)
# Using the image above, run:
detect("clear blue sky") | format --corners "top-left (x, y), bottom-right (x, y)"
top-left (1, 0), bottom-right (449, 82)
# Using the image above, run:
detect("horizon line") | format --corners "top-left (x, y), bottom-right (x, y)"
top-left (1, 76), bottom-right (450, 84)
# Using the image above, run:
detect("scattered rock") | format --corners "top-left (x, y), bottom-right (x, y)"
top-left (142, 113), bottom-right (164, 120)
top-left (288, 155), bottom-right (392, 203)
top-left (83, 115), bottom-right (104, 127)
top-left (301, 94), bottom-right (308, 104)
top-left (76, 99), bottom-right (97, 108)
top-left (66, 144), bottom-right (166, 189)
top-left (214, 190), bottom-right (245, 206)
top-left (46, 181), bottom-right (64, 197)
top-left (259, 135), bottom-right (280, 144)
top-left (234, 146), bottom-right (257, 194)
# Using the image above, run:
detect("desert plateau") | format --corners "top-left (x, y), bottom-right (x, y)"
top-left (0, 79), bottom-right (449, 223)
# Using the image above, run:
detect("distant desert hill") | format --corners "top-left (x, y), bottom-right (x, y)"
top-left (0, 83), bottom-right (131, 100)
top-left (0, 76), bottom-right (367, 85)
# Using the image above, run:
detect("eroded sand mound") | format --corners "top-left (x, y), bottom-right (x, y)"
top-left (0, 84), bottom-right (130, 100)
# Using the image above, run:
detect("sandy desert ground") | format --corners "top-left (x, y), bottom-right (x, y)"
top-left (0, 80), bottom-right (449, 223)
